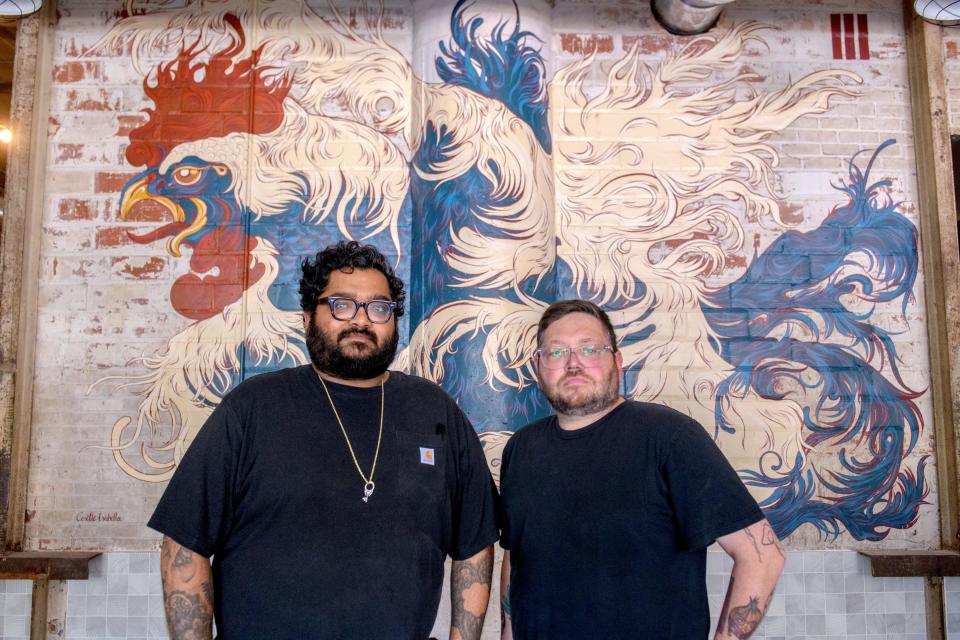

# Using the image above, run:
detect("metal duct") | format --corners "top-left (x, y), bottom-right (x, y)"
top-left (914, 0), bottom-right (960, 26)
top-left (0, 0), bottom-right (41, 17)
top-left (651, 0), bottom-right (737, 35)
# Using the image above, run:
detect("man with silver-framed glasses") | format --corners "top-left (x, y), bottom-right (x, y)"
top-left (149, 240), bottom-right (498, 640)
top-left (498, 299), bottom-right (784, 640)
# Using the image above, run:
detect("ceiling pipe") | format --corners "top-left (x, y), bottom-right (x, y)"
top-left (651, 0), bottom-right (737, 35)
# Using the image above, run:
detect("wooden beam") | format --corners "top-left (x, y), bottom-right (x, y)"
top-left (860, 550), bottom-right (960, 577)
top-left (903, 1), bottom-right (960, 550)
top-left (0, 552), bottom-right (100, 580)
top-left (29, 577), bottom-right (46, 640)
top-left (903, 5), bottom-right (960, 637)
top-left (0, 0), bottom-right (54, 552)
top-left (926, 577), bottom-right (946, 640)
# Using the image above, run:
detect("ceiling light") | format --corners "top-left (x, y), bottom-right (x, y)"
top-left (914, 0), bottom-right (960, 26)
top-left (0, 0), bottom-right (42, 17)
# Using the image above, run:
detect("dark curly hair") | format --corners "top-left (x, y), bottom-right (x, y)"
top-left (299, 241), bottom-right (405, 318)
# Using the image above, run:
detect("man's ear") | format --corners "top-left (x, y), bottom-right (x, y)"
top-left (303, 309), bottom-right (312, 328)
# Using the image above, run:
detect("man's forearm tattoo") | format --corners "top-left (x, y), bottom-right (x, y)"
top-left (451, 552), bottom-right (493, 640)
top-left (161, 542), bottom-right (213, 640)
top-left (717, 575), bottom-right (733, 632)
top-left (726, 596), bottom-right (764, 639)
top-left (201, 575), bottom-right (215, 607)
top-left (165, 590), bottom-right (212, 640)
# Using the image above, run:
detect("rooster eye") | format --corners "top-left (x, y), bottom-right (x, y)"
top-left (172, 166), bottom-right (203, 186)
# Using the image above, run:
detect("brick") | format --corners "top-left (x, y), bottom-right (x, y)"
top-left (47, 112), bottom-right (117, 142)
top-left (622, 34), bottom-right (675, 55)
top-left (46, 169), bottom-right (93, 194)
top-left (54, 143), bottom-right (84, 162)
top-left (94, 171), bottom-right (137, 194)
top-left (119, 198), bottom-right (173, 223)
top-left (44, 256), bottom-right (97, 283)
top-left (817, 117), bottom-right (858, 129)
top-left (559, 33), bottom-right (614, 55)
top-left (112, 256), bottom-right (168, 280)
top-left (340, 6), bottom-right (406, 31)
top-left (53, 61), bottom-right (101, 84)
top-left (95, 226), bottom-right (146, 249)
top-left (781, 143), bottom-right (822, 156)
top-left (42, 225), bottom-right (92, 253)
top-left (62, 88), bottom-right (122, 112)
top-left (802, 157), bottom-right (845, 170)
top-left (821, 143), bottom-right (870, 156)
top-left (115, 114), bottom-right (147, 137)
top-left (793, 129), bottom-right (839, 143)
top-left (57, 198), bottom-right (96, 221)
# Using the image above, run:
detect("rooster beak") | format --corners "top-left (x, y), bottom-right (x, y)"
top-left (168, 198), bottom-right (208, 258)
top-left (119, 176), bottom-right (184, 224)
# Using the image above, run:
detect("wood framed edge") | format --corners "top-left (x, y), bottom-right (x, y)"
top-left (0, 551), bottom-right (100, 580)
top-left (860, 550), bottom-right (960, 577)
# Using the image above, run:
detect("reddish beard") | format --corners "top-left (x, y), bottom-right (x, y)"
top-left (541, 366), bottom-right (620, 416)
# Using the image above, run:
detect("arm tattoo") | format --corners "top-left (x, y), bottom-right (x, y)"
top-left (451, 551), bottom-right (493, 640)
top-left (760, 523), bottom-right (786, 559)
top-left (173, 546), bottom-right (194, 568)
top-left (743, 527), bottom-right (763, 563)
top-left (201, 577), bottom-right (215, 608)
top-left (726, 596), bottom-right (764, 639)
top-left (717, 575), bottom-right (733, 632)
top-left (161, 540), bottom-right (213, 640)
top-left (165, 590), bottom-right (212, 640)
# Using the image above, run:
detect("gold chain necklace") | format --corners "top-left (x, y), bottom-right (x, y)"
top-left (317, 373), bottom-right (385, 503)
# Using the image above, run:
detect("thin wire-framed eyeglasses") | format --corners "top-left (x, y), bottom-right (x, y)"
top-left (320, 297), bottom-right (397, 323)
top-left (535, 344), bottom-right (615, 369)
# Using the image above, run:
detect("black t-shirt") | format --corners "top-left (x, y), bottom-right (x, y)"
top-left (148, 366), bottom-right (499, 640)
top-left (499, 401), bottom-right (764, 640)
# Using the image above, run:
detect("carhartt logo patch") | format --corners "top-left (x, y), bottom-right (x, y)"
top-left (419, 447), bottom-right (435, 465)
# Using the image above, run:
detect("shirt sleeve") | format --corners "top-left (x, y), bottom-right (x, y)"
top-left (497, 434), bottom-right (516, 550)
top-left (662, 418), bottom-right (764, 551)
top-left (147, 400), bottom-right (242, 558)
top-left (448, 406), bottom-right (500, 560)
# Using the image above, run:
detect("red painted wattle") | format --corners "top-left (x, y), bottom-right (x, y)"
top-left (170, 226), bottom-right (266, 320)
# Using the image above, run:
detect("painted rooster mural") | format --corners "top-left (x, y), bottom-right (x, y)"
top-left (94, 0), bottom-right (929, 543)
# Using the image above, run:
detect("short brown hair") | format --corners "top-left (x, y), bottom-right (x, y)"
top-left (537, 300), bottom-right (618, 351)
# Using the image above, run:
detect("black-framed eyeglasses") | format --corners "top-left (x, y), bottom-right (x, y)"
top-left (319, 297), bottom-right (397, 323)
top-left (535, 344), bottom-right (615, 369)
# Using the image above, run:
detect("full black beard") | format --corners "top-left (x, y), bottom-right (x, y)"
top-left (306, 315), bottom-right (399, 380)
top-left (542, 367), bottom-right (620, 416)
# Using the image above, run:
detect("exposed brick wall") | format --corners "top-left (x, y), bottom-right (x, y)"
top-left (22, 0), bottom-right (937, 552)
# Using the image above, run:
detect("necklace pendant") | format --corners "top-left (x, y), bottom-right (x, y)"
top-left (363, 481), bottom-right (375, 503)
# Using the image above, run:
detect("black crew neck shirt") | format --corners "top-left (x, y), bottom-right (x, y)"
top-left (499, 401), bottom-right (764, 640)
top-left (149, 365), bottom-right (499, 640)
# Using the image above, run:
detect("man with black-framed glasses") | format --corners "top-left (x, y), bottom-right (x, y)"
top-left (149, 240), bottom-right (498, 640)
top-left (497, 299), bottom-right (784, 640)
